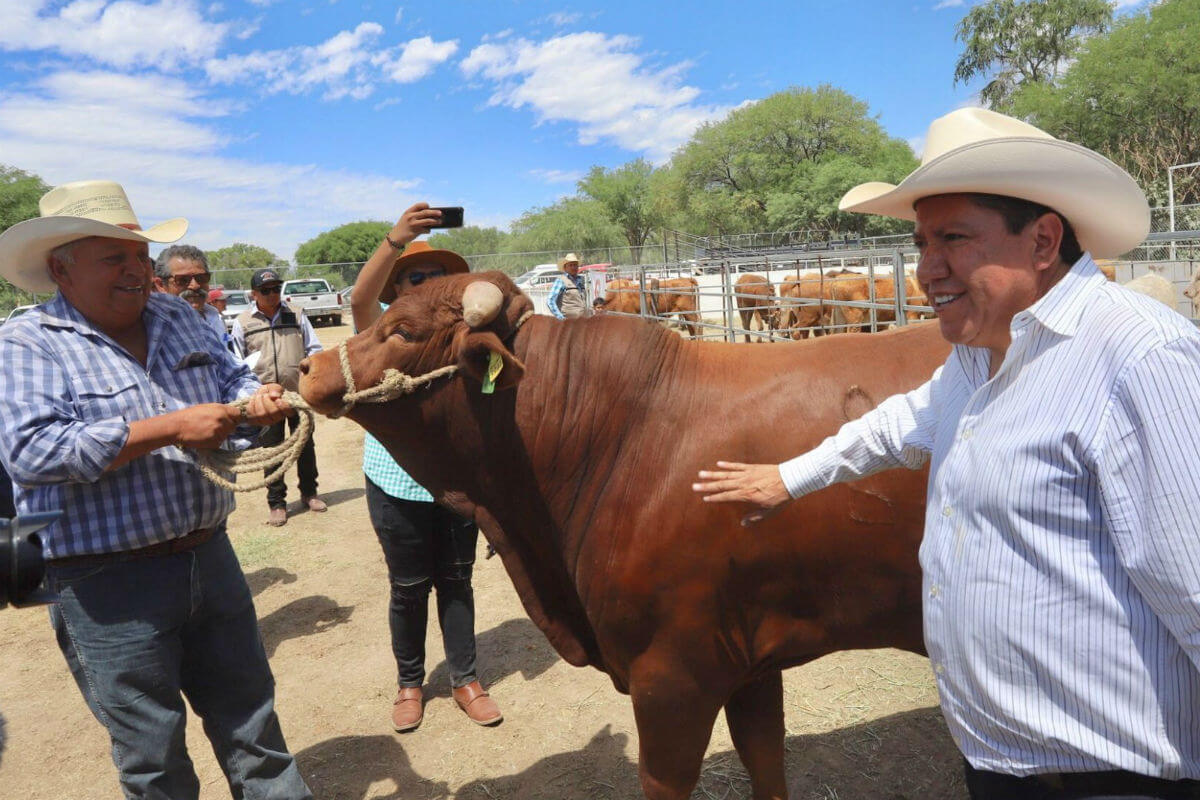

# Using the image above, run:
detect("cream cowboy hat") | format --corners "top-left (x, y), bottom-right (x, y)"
top-left (558, 253), bottom-right (581, 268)
top-left (839, 108), bottom-right (1149, 259)
top-left (0, 180), bottom-right (187, 293)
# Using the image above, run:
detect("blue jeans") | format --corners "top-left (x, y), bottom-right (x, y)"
top-left (364, 477), bottom-right (479, 688)
top-left (47, 527), bottom-right (312, 800)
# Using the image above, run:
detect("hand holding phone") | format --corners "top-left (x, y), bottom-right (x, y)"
top-left (429, 206), bottom-right (464, 228)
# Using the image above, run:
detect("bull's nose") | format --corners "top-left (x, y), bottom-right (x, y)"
top-left (299, 357), bottom-right (311, 375)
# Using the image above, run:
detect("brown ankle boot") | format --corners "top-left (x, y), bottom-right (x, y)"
top-left (452, 681), bottom-right (502, 726)
top-left (391, 686), bottom-right (423, 732)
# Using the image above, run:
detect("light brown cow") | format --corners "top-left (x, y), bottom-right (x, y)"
top-left (776, 270), bottom-right (855, 338)
top-left (594, 276), bottom-right (703, 338)
top-left (734, 273), bottom-right (777, 342)
top-left (832, 275), bottom-right (929, 333)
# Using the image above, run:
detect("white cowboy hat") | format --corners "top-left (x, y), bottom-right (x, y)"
top-left (0, 180), bottom-right (187, 293)
top-left (839, 108), bottom-right (1149, 259)
top-left (558, 253), bottom-right (581, 268)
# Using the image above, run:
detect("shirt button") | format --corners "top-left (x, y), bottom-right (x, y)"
top-left (942, 505), bottom-right (954, 517)
top-left (929, 584), bottom-right (941, 598)
top-left (961, 428), bottom-right (973, 441)
top-left (934, 662), bottom-right (946, 675)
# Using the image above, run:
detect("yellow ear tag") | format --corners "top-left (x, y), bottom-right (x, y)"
top-left (481, 351), bottom-right (503, 394)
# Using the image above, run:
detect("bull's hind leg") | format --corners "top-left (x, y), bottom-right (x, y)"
top-left (725, 670), bottom-right (787, 799)
top-left (630, 671), bottom-right (722, 800)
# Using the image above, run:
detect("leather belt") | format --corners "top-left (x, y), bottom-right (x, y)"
top-left (48, 527), bottom-right (216, 569)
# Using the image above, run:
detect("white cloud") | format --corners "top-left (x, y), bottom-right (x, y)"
top-left (0, 68), bottom-right (425, 259)
top-left (933, 0), bottom-right (965, 8)
top-left (207, 22), bottom-right (383, 100)
top-left (207, 26), bottom-right (455, 98)
top-left (0, 0), bottom-right (228, 70)
top-left (394, 5), bottom-right (403, 23)
top-left (546, 11), bottom-right (582, 26)
top-left (234, 15), bottom-right (263, 40)
top-left (460, 32), bottom-right (729, 162)
top-left (376, 36), bottom-right (458, 83)
top-left (529, 168), bottom-right (581, 184)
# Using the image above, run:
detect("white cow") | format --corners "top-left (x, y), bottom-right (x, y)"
top-left (1122, 273), bottom-right (1177, 310)
top-left (1183, 265), bottom-right (1200, 318)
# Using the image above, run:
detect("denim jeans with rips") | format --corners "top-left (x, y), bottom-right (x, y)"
top-left (46, 527), bottom-right (312, 800)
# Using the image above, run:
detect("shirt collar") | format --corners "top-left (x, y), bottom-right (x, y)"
top-left (1013, 252), bottom-right (1105, 338)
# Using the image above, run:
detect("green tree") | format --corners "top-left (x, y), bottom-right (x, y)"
top-left (578, 158), bottom-right (665, 262)
top-left (664, 85), bottom-right (917, 237)
top-left (1009, 0), bottom-right (1200, 207)
top-left (427, 225), bottom-right (507, 256)
top-left (207, 243), bottom-right (287, 289)
top-left (0, 166), bottom-right (52, 313)
top-left (0, 165), bottom-right (50, 235)
top-left (294, 221), bottom-right (391, 282)
top-left (504, 197), bottom-right (625, 258)
top-left (953, 0), bottom-right (1112, 108)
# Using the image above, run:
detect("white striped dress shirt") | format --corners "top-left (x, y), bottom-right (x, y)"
top-left (780, 254), bottom-right (1200, 778)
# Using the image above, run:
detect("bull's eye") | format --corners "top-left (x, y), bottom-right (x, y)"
top-left (391, 327), bottom-right (413, 342)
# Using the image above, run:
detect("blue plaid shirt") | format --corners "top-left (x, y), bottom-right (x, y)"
top-left (0, 292), bottom-right (262, 559)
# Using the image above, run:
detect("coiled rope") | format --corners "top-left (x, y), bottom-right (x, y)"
top-left (196, 309), bottom-right (533, 492)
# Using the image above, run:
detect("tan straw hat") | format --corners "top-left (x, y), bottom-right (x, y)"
top-left (839, 108), bottom-right (1149, 258)
top-left (558, 252), bottom-right (581, 268)
top-left (0, 180), bottom-right (187, 293)
top-left (380, 240), bottom-right (470, 303)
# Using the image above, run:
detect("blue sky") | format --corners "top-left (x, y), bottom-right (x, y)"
top-left (0, 0), bottom-right (1150, 261)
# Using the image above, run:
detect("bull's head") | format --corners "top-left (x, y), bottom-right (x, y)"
top-left (299, 271), bottom-right (534, 419)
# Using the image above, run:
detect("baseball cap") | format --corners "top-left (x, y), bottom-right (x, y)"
top-left (207, 288), bottom-right (226, 302)
top-left (251, 269), bottom-right (282, 289)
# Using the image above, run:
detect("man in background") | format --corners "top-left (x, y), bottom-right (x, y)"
top-left (547, 252), bottom-right (589, 320)
top-left (155, 244), bottom-right (227, 343)
top-left (231, 269), bottom-right (326, 526)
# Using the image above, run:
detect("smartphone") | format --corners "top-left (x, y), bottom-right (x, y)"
top-left (429, 206), bottom-right (464, 228)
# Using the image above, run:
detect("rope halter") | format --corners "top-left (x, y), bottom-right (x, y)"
top-left (196, 279), bottom-right (530, 492)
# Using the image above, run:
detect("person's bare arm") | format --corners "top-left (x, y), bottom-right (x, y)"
top-left (351, 203), bottom-right (443, 330)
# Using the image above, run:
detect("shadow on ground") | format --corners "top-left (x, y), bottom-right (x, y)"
top-left (297, 734), bottom-right (449, 800)
top-left (244, 566), bottom-right (299, 596)
top-left (423, 617), bottom-right (561, 699)
top-left (295, 707), bottom-right (965, 800)
top-left (289, 487), bottom-right (366, 516)
top-left (258, 595), bottom-right (355, 658)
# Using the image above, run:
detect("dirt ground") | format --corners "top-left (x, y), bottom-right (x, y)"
top-left (0, 323), bottom-right (967, 800)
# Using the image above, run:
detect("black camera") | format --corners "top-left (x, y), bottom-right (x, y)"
top-left (0, 512), bottom-right (60, 609)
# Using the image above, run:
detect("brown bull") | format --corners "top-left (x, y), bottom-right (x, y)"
top-left (734, 273), bottom-right (777, 342)
top-left (299, 271), bottom-right (950, 800)
top-left (595, 276), bottom-right (703, 338)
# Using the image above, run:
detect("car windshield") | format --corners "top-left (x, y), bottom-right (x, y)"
top-left (285, 281), bottom-right (328, 294)
top-left (224, 291), bottom-right (250, 305)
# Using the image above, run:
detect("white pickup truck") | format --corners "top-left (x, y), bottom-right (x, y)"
top-left (280, 278), bottom-right (342, 327)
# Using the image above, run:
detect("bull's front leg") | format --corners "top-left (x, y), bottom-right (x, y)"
top-left (629, 656), bottom-right (723, 800)
top-left (725, 670), bottom-right (787, 799)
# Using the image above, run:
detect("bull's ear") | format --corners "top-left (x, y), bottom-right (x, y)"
top-left (452, 329), bottom-right (525, 392)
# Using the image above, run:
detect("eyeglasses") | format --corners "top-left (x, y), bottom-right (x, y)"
top-left (167, 272), bottom-right (210, 288)
top-left (405, 269), bottom-right (445, 287)
top-left (257, 286), bottom-right (282, 295)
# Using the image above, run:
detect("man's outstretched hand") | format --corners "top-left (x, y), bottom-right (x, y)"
top-left (692, 461), bottom-right (792, 526)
